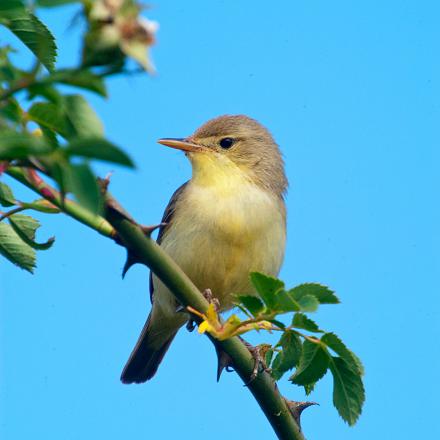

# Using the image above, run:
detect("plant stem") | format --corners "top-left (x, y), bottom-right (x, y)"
top-left (5, 167), bottom-right (305, 439)
top-left (6, 167), bottom-right (114, 238)
top-left (106, 207), bottom-right (305, 440)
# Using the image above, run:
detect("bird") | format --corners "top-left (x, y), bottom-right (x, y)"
top-left (121, 115), bottom-right (288, 384)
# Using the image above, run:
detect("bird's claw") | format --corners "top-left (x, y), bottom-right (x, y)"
top-left (202, 288), bottom-right (220, 311)
top-left (242, 341), bottom-right (269, 385)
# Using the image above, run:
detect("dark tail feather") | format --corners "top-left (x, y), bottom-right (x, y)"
top-left (121, 315), bottom-right (177, 384)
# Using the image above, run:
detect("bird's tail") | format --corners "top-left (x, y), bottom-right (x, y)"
top-left (120, 308), bottom-right (180, 384)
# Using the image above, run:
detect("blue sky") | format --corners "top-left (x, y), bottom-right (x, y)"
top-left (1, 1), bottom-right (439, 439)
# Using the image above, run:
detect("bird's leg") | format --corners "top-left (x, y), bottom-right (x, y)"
top-left (202, 288), bottom-right (220, 311)
top-left (241, 339), bottom-right (271, 385)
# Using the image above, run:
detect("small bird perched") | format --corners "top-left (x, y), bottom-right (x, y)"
top-left (121, 115), bottom-right (288, 384)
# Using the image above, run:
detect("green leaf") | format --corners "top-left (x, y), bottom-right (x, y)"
top-left (289, 283), bottom-right (340, 304)
top-left (291, 313), bottom-right (323, 333)
top-left (28, 102), bottom-right (72, 138)
top-left (328, 356), bottom-right (365, 425)
top-left (321, 333), bottom-right (364, 375)
top-left (250, 272), bottom-right (284, 309)
top-left (0, 182), bottom-right (15, 206)
top-left (235, 295), bottom-right (264, 316)
top-left (296, 294), bottom-right (319, 312)
top-left (8, 214), bottom-right (54, 250)
top-left (271, 331), bottom-right (302, 380)
top-left (64, 163), bottom-right (102, 214)
top-left (65, 137), bottom-right (134, 167)
top-left (272, 289), bottom-right (300, 312)
top-left (0, 221), bottom-right (35, 272)
top-left (0, 129), bottom-right (52, 159)
top-left (0, 1), bottom-right (26, 15)
top-left (36, 0), bottom-right (80, 7)
top-left (63, 95), bottom-right (104, 138)
top-left (290, 339), bottom-right (329, 385)
top-left (3, 11), bottom-right (57, 72)
top-left (0, 97), bottom-right (22, 123)
top-left (50, 69), bottom-right (107, 97)
top-left (304, 382), bottom-right (316, 395)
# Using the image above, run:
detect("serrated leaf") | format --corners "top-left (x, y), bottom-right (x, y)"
top-left (63, 95), bottom-right (103, 138)
top-left (250, 272), bottom-right (284, 309)
top-left (28, 102), bottom-right (72, 138)
top-left (321, 333), bottom-right (364, 375)
top-left (296, 294), bottom-right (319, 312)
top-left (50, 69), bottom-right (107, 97)
top-left (235, 295), bottom-right (264, 316)
top-left (272, 289), bottom-right (301, 312)
top-left (289, 283), bottom-right (340, 304)
top-left (290, 339), bottom-right (329, 385)
top-left (271, 331), bottom-right (302, 380)
top-left (328, 356), bottom-right (365, 425)
top-left (0, 181), bottom-right (15, 206)
top-left (0, 221), bottom-right (35, 272)
top-left (4, 12), bottom-right (57, 72)
top-left (65, 137), bottom-right (134, 167)
top-left (8, 213), bottom-right (55, 250)
top-left (64, 163), bottom-right (101, 214)
top-left (292, 313), bottom-right (323, 333)
top-left (304, 382), bottom-right (316, 395)
top-left (0, 129), bottom-right (52, 159)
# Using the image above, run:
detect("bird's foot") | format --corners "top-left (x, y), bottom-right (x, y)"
top-left (202, 288), bottom-right (220, 311)
top-left (242, 340), bottom-right (270, 385)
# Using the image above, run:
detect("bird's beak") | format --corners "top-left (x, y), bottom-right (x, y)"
top-left (157, 138), bottom-right (204, 153)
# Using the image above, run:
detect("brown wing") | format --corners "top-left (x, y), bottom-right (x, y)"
top-left (149, 182), bottom-right (188, 301)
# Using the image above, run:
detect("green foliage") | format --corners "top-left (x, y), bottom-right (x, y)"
top-left (0, 0), bottom-right (57, 71)
top-left (0, 220), bottom-right (36, 272)
top-left (0, 0), bottom-right (150, 269)
top-left (231, 273), bottom-right (365, 425)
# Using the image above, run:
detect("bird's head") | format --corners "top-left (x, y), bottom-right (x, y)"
top-left (158, 115), bottom-right (287, 198)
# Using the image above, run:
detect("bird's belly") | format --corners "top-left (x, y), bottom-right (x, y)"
top-left (159, 184), bottom-right (286, 309)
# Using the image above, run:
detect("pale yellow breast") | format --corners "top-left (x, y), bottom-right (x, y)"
top-left (158, 168), bottom-right (286, 310)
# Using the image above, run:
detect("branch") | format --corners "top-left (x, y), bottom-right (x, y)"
top-left (5, 166), bottom-right (114, 239)
top-left (5, 168), bottom-right (306, 440)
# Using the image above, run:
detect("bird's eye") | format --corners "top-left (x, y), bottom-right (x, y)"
top-left (219, 137), bottom-right (235, 149)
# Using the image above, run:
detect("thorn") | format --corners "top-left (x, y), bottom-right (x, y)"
top-left (140, 222), bottom-right (167, 236)
top-left (284, 399), bottom-right (319, 431)
top-left (122, 249), bottom-right (140, 278)
top-left (186, 319), bottom-right (196, 332)
top-left (214, 344), bottom-right (234, 382)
